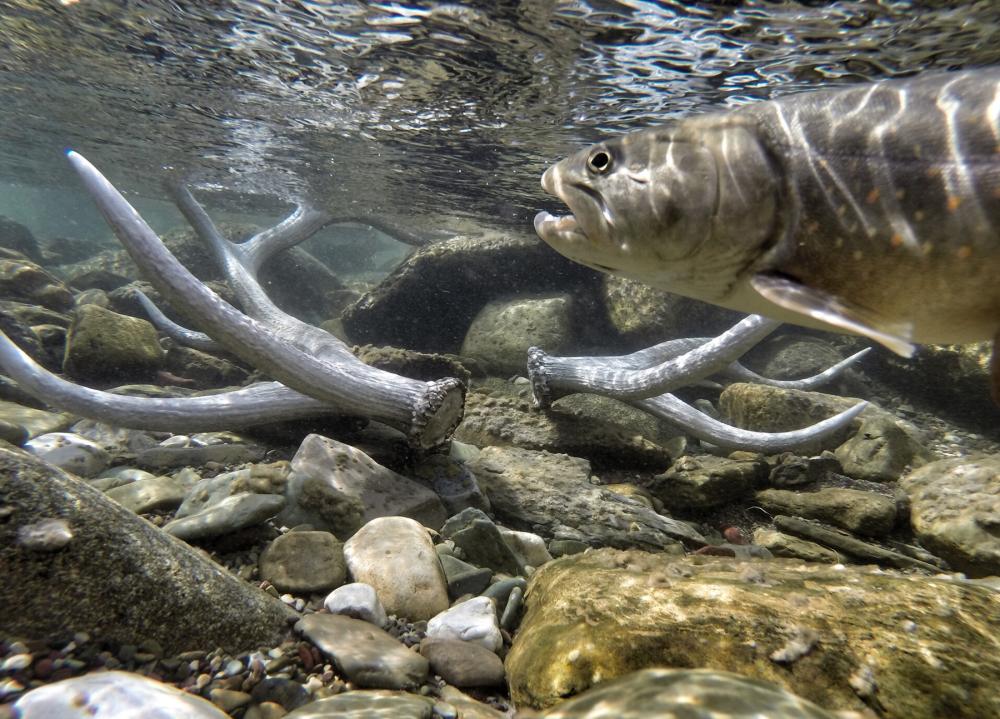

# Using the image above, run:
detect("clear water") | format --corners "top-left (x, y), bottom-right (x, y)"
top-left (3, 0), bottom-right (1000, 239)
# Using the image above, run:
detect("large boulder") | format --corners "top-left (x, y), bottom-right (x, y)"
top-left (506, 549), bottom-right (1000, 717)
top-left (62, 304), bottom-right (164, 383)
top-left (899, 454), bottom-right (1000, 577)
top-left (0, 446), bottom-right (296, 654)
top-left (341, 232), bottom-right (603, 353)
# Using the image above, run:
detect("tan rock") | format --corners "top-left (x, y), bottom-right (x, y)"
top-left (505, 549), bottom-right (1000, 717)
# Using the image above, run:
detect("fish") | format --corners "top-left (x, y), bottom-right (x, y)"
top-left (534, 69), bottom-right (1000, 401)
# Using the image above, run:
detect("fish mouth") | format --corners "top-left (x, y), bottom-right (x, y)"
top-left (533, 210), bottom-right (585, 243)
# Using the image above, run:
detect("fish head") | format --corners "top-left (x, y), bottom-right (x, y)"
top-left (534, 121), bottom-right (782, 301)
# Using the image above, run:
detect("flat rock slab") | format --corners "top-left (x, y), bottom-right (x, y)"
top-left (754, 487), bottom-right (898, 537)
top-left (467, 445), bottom-right (704, 549)
top-left (455, 386), bottom-right (675, 470)
top-left (296, 613), bottom-right (429, 690)
top-left (163, 492), bottom-right (285, 542)
top-left (0, 400), bottom-right (73, 439)
top-left (0, 446), bottom-right (295, 655)
top-left (539, 668), bottom-right (837, 719)
top-left (506, 548), bottom-right (1000, 718)
top-left (900, 454), bottom-right (1000, 577)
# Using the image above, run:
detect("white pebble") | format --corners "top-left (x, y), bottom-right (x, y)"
top-left (158, 435), bottom-right (190, 448)
top-left (323, 582), bottom-right (388, 628)
top-left (1, 654), bottom-right (32, 671)
top-left (17, 518), bottom-right (73, 551)
top-left (24, 433), bottom-right (110, 478)
top-left (426, 596), bottom-right (503, 653)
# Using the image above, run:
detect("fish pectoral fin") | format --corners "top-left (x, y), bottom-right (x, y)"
top-left (750, 273), bottom-right (917, 358)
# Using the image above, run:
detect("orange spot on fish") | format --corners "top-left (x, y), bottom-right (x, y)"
top-left (914, 210), bottom-right (925, 221)
top-left (947, 195), bottom-right (962, 213)
top-left (956, 245), bottom-right (973, 259)
top-left (890, 234), bottom-right (903, 248)
top-left (866, 188), bottom-right (880, 204)
top-left (806, 220), bottom-right (820, 234)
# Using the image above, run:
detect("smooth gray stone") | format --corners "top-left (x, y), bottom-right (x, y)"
top-left (439, 553), bottom-right (492, 598)
top-left (482, 577), bottom-right (527, 616)
top-left (296, 614), bottom-right (429, 690)
top-left (136, 442), bottom-right (266, 470)
top-left (163, 493), bottom-right (285, 542)
top-left (419, 637), bottom-right (506, 688)
top-left (0, 446), bottom-right (295, 654)
top-left (105, 476), bottom-right (188, 514)
top-left (440, 508), bottom-right (524, 576)
top-left (773, 515), bottom-right (941, 572)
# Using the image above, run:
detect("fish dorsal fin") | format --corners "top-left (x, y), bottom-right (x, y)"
top-left (750, 273), bottom-right (917, 358)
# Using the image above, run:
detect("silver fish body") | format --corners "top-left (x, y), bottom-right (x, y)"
top-left (534, 69), bottom-right (1000, 361)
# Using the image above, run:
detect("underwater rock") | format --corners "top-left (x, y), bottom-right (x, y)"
top-left (455, 383), bottom-right (675, 470)
top-left (506, 548), bottom-right (1000, 717)
top-left (461, 293), bottom-right (575, 375)
top-left (419, 637), bottom-right (506, 688)
top-left (867, 342), bottom-right (999, 429)
top-left (440, 507), bottom-right (525, 576)
top-left (278, 433), bottom-right (447, 536)
top-left (438, 553), bottom-right (493, 599)
top-left (426, 595), bottom-right (503, 653)
top-left (754, 487), bottom-right (898, 537)
top-left (742, 333), bottom-right (867, 392)
top-left (259, 530), bottom-right (347, 594)
top-left (751, 528), bottom-right (841, 564)
top-left (498, 527), bottom-right (553, 568)
top-left (835, 414), bottom-right (934, 482)
top-left (23, 431), bottom-right (110, 478)
top-left (136, 440), bottom-right (267, 470)
top-left (104, 474), bottom-right (190, 514)
top-left (602, 275), bottom-right (744, 347)
top-left (323, 582), bottom-right (389, 628)
top-left (163, 493), bottom-right (286, 542)
top-left (0, 445), bottom-right (295, 654)
top-left (62, 304), bottom-right (164, 383)
top-left (538, 668), bottom-right (837, 719)
top-left (341, 232), bottom-right (602, 353)
top-left (282, 690), bottom-right (436, 717)
top-left (409, 452), bottom-right (491, 516)
top-left (0, 400), bottom-right (73, 440)
top-left (900, 455), bottom-right (1000, 577)
top-left (351, 343), bottom-right (472, 387)
top-left (467, 445), bottom-right (705, 549)
top-left (174, 461), bottom-right (289, 517)
top-left (645, 454), bottom-right (768, 510)
top-left (719, 383), bottom-right (926, 461)
top-left (162, 342), bottom-right (249, 387)
top-left (0, 256), bottom-right (72, 312)
top-left (0, 217), bottom-right (43, 263)
top-left (13, 670), bottom-right (229, 719)
top-left (296, 613), bottom-right (430, 690)
top-left (342, 516), bottom-right (450, 621)
top-left (772, 515), bottom-right (942, 572)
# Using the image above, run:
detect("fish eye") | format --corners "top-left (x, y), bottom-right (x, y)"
top-left (587, 149), bottom-right (612, 174)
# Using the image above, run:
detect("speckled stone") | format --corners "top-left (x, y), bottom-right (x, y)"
top-left (259, 530), bottom-right (346, 594)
